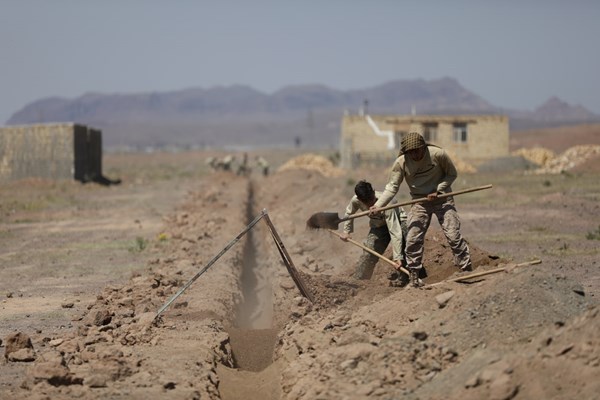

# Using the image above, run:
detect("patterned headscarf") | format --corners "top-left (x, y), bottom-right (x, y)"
top-left (400, 132), bottom-right (426, 153)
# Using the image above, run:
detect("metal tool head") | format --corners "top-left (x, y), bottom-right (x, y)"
top-left (306, 212), bottom-right (342, 230)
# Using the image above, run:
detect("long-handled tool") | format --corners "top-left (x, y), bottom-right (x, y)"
top-left (327, 229), bottom-right (409, 276)
top-left (154, 210), bottom-right (267, 320)
top-left (427, 259), bottom-right (542, 287)
top-left (306, 184), bottom-right (492, 230)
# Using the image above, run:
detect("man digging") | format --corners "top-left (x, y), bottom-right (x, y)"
top-left (339, 180), bottom-right (409, 285)
top-left (371, 132), bottom-right (473, 287)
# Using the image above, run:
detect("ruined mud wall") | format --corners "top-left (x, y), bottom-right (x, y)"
top-left (0, 123), bottom-right (102, 183)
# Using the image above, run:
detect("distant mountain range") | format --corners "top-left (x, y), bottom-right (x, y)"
top-left (6, 77), bottom-right (599, 149)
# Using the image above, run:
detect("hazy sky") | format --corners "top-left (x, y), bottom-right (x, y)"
top-left (1, 0), bottom-right (599, 124)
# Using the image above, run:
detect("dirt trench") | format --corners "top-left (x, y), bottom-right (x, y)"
top-left (217, 179), bottom-right (286, 400)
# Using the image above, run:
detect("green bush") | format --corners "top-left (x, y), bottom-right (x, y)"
top-left (129, 236), bottom-right (148, 252)
top-left (586, 225), bottom-right (600, 240)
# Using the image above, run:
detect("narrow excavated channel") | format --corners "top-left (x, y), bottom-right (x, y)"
top-left (217, 179), bottom-right (282, 400)
top-left (234, 179), bottom-right (273, 330)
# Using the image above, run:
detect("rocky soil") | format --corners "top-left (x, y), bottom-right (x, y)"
top-left (1, 147), bottom-right (599, 400)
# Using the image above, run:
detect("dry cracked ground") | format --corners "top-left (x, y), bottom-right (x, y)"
top-left (1, 149), bottom-right (599, 400)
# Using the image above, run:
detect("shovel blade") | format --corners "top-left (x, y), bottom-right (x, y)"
top-left (306, 212), bottom-right (342, 230)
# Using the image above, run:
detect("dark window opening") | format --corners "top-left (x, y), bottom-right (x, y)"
top-left (453, 123), bottom-right (468, 143)
top-left (423, 123), bottom-right (438, 142)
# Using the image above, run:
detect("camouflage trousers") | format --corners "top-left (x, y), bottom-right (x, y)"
top-left (405, 197), bottom-right (472, 271)
top-left (354, 212), bottom-right (407, 280)
top-left (353, 226), bottom-right (392, 280)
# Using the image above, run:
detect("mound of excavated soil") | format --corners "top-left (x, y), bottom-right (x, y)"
top-left (256, 162), bottom-right (598, 400)
top-left (530, 144), bottom-right (600, 174)
top-left (512, 147), bottom-right (556, 166)
top-left (277, 154), bottom-right (344, 177)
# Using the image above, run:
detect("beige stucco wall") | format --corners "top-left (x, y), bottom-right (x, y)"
top-left (340, 114), bottom-right (509, 168)
top-left (340, 115), bottom-right (398, 168)
top-left (438, 116), bottom-right (509, 163)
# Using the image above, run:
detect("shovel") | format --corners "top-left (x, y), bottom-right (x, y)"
top-left (306, 184), bottom-right (492, 230)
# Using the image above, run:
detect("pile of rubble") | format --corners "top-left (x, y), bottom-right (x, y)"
top-left (526, 145), bottom-right (600, 174)
top-left (277, 154), bottom-right (344, 177)
top-left (512, 147), bottom-right (556, 167)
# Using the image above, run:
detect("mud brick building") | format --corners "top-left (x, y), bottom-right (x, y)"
top-left (0, 123), bottom-right (102, 183)
top-left (340, 114), bottom-right (509, 168)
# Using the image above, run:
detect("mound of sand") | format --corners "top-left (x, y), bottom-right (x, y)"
top-left (530, 144), bottom-right (600, 174)
top-left (277, 154), bottom-right (344, 177)
top-left (512, 147), bottom-right (556, 167)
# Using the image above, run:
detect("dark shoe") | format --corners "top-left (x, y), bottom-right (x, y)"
top-left (409, 268), bottom-right (424, 288)
top-left (389, 272), bottom-right (409, 287)
top-left (387, 270), bottom-right (400, 281)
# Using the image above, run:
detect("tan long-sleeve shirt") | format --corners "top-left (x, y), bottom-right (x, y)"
top-left (343, 191), bottom-right (389, 234)
top-left (375, 146), bottom-right (457, 208)
top-left (343, 190), bottom-right (406, 262)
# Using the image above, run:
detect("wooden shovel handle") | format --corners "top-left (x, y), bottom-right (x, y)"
top-left (427, 259), bottom-right (542, 287)
top-left (339, 184), bottom-right (493, 223)
top-left (327, 229), bottom-right (409, 276)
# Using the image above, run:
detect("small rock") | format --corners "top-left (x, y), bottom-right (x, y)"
top-left (280, 280), bottom-right (296, 290)
top-left (340, 359), bottom-right (358, 369)
top-left (465, 374), bottom-right (481, 388)
top-left (136, 312), bottom-right (157, 328)
top-left (98, 324), bottom-right (115, 332)
top-left (163, 381), bottom-right (176, 390)
top-left (8, 348), bottom-right (36, 362)
top-left (435, 290), bottom-right (455, 308)
top-left (489, 374), bottom-right (519, 400)
top-left (93, 309), bottom-right (113, 326)
top-left (86, 374), bottom-right (108, 388)
top-left (4, 332), bottom-right (33, 359)
top-left (61, 302), bottom-right (74, 309)
top-left (118, 297), bottom-right (135, 307)
top-left (49, 338), bottom-right (64, 347)
top-left (117, 309), bottom-right (135, 319)
top-left (28, 362), bottom-right (83, 386)
top-left (173, 301), bottom-right (188, 309)
top-left (39, 350), bottom-right (64, 365)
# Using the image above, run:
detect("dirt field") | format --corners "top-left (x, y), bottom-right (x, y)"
top-left (1, 142), bottom-right (599, 399)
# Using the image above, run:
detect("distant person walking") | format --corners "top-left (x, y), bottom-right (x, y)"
top-left (371, 132), bottom-right (472, 287)
top-left (221, 154), bottom-right (235, 171)
top-left (339, 180), bottom-right (408, 283)
top-left (255, 156), bottom-right (270, 176)
top-left (236, 152), bottom-right (251, 176)
top-left (205, 156), bottom-right (219, 171)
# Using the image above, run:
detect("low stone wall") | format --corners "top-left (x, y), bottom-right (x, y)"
top-left (0, 123), bottom-right (102, 183)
